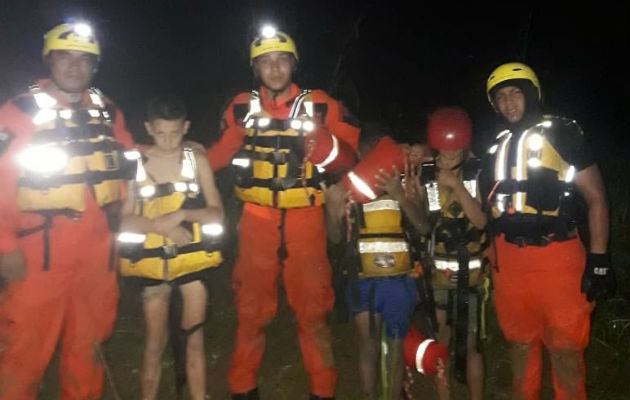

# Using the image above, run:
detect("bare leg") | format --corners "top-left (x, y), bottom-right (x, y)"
top-left (180, 280), bottom-right (208, 400)
top-left (466, 330), bottom-right (483, 400)
top-left (354, 312), bottom-right (381, 399)
top-left (141, 284), bottom-right (171, 400)
top-left (384, 336), bottom-right (404, 400)
top-left (435, 309), bottom-right (451, 400)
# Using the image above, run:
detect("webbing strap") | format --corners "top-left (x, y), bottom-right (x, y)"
top-left (454, 245), bottom-right (469, 384)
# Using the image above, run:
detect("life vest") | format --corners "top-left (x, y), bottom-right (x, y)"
top-left (487, 116), bottom-right (579, 243)
top-left (231, 90), bottom-right (325, 209)
top-left (118, 148), bottom-right (223, 282)
top-left (15, 85), bottom-right (130, 213)
top-left (354, 195), bottom-right (413, 278)
top-left (421, 157), bottom-right (488, 289)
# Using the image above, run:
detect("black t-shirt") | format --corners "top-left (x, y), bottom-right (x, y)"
top-left (503, 115), bottom-right (595, 172)
top-left (479, 115), bottom-right (595, 209)
top-left (544, 116), bottom-right (594, 171)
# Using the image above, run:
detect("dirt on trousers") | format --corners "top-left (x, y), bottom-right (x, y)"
top-left (34, 192), bottom-right (630, 400)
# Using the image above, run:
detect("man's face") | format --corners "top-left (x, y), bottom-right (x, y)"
top-left (494, 85), bottom-right (526, 124)
top-left (48, 50), bottom-right (96, 93)
top-left (253, 51), bottom-right (294, 92)
top-left (145, 119), bottom-right (190, 152)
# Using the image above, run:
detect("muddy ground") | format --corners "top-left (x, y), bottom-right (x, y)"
top-left (36, 253), bottom-right (628, 400)
top-left (38, 184), bottom-right (630, 400)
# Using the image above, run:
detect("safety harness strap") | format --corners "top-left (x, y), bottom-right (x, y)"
top-left (454, 245), bottom-right (470, 384)
top-left (19, 167), bottom-right (128, 190)
top-left (121, 240), bottom-right (220, 263)
top-left (237, 176), bottom-right (321, 191)
top-left (277, 209), bottom-right (288, 262)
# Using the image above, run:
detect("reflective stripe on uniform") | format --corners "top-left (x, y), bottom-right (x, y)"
top-left (362, 199), bottom-right (400, 212)
top-left (314, 134), bottom-right (339, 169)
top-left (348, 171), bottom-right (376, 200)
top-left (415, 339), bottom-right (435, 375)
top-left (434, 258), bottom-right (482, 272)
top-left (359, 241), bottom-right (409, 254)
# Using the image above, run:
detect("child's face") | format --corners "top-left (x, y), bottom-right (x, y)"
top-left (144, 119), bottom-right (190, 152)
top-left (437, 149), bottom-right (464, 169)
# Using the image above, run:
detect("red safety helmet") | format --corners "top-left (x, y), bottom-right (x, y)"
top-left (427, 107), bottom-right (472, 151)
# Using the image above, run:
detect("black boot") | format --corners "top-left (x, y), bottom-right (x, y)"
top-left (232, 388), bottom-right (259, 400)
top-left (309, 395), bottom-right (334, 400)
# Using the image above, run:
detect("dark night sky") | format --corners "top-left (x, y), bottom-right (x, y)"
top-left (1, 0), bottom-right (628, 160)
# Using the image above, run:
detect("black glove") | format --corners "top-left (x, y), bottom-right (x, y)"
top-left (581, 253), bottom-right (616, 302)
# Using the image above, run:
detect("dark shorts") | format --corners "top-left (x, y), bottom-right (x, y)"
top-left (123, 268), bottom-right (213, 294)
top-left (347, 276), bottom-right (418, 338)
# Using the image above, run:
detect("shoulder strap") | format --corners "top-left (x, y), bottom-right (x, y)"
top-left (244, 90), bottom-right (262, 120)
top-left (87, 87), bottom-right (105, 108)
top-left (289, 89), bottom-right (312, 119)
top-left (181, 147), bottom-right (197, 180)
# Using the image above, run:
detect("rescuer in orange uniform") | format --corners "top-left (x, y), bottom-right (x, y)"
top-left (0, 22), bottom-right (134, 399)
top-left (206, 25), bottom-right (359, 400)
top-left (483, 62), bottom-right (614, 400)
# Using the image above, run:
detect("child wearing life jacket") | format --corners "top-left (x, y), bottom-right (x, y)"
top-left (417, 107), bottom-right (488, 400)
top-left (118, 95), bottom-right (224, 400)
top-left (324, 123), bottom-right (446, 399)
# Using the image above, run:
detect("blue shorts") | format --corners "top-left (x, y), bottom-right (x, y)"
top-left (347, 276), bottom-right (418, 338)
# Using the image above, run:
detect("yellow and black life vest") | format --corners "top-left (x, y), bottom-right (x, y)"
top-left (15, 85), bottom-right (130, 213)
top-left (118, 148), bottom-right (223, 282)
top-left (421, 158), bottom-right (488, 289)
top-left (231, 90), bottom-right (324, 209)
top-left (354, 196), bottom-right (413, 278)
top-left (487, 116), bottom-right (579, 243)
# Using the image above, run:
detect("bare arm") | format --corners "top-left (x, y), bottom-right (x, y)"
top-left (375, 166), bottom-right (433, 235)
top-left (322, 183), bottom-right (347, 244)
top-left (575, 164), bottom-right (608, 253)
top-left (119, 152), bottom-right (224, 236)
top-left (438, 168), bottom-right (486, 229)
top-left (178, 151), bottom-right (224, 225)
top-left (119, 181), bottom-right (155, 233)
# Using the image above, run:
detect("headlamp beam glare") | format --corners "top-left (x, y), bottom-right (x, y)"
top-left (261, 25), bottom-right (277, 39)
top-left (73, 23), bottom-right (92, 37)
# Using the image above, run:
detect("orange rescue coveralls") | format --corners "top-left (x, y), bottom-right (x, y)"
top-left (493, 236), bottom-right (592, 400)
top-left (0, 80), bottom-right (133, 399)
top-left (487, 115), bottom-right (595, 400)
top-left (208, 84), bottom-right (359, 397)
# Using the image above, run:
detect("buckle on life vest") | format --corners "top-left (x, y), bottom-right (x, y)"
top-left (264, 151), bottom-right (288, 164)
top-left (507, 234), bottom-right (552, 248)
top-left (162, 245), bottom-right (179, 259)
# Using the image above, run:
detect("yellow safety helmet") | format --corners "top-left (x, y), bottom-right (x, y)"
top-left (42, 23), bottom-right (100, 59)
top-left (249, 25), bottom-right (298, 65)
top-left (486, 62), bottom-right (541, 105)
